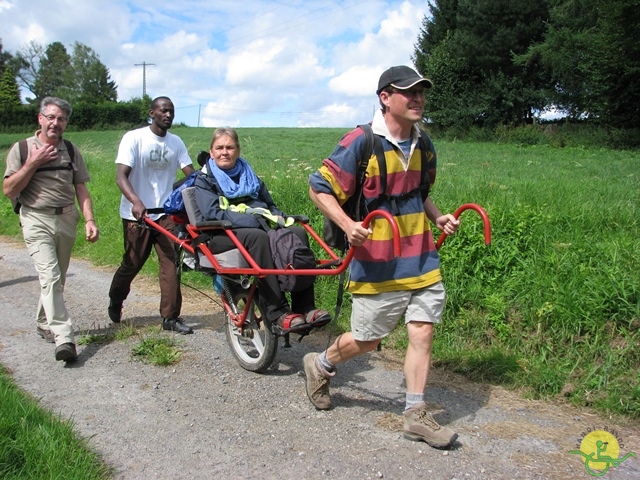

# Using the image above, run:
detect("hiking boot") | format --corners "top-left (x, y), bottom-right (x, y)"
top-left (403, 402), bottom-right (458, 449)
top-left (303, 352), bottom-right (334, 410)
top-left (108, 299), bottom-right (123, 323)
top-left (37, 326), bottom-right (55, 343)
top-left (55, 343), bottom-right (78, 362)
top-left (162, 317), bottom-right (194, 335)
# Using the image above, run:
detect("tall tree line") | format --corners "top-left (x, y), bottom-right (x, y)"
top-left (0, 40), bottom-right (117, 107)
top-left (0, 41), bottom-right (22, 109)
top-left (413, 0), bottom-right (640, 130)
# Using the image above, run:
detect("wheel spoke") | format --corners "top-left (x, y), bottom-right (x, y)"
top-left (224, 289), bottom-right (277, 372)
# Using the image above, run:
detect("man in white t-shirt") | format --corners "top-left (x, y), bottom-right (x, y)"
top-left (108, 96), bottom-right (195, 334)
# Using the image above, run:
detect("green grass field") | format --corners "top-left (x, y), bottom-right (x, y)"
top-left (0, 365), bottom-right (110, 479)
top-left (2, 126), bottom-right (639, 423)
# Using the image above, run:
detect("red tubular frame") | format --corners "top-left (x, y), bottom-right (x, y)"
top-left (145, 205), bottom-right (489, 330)
top-left (145, 204), bottom-right (490, 277)
top-left (435, 203), bottom-right (491, 251)
top-left (144, 208), bottom-right (401, 280)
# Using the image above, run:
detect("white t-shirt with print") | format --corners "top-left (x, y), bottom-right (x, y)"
top-left (116, 126), bottom-right (192, 220)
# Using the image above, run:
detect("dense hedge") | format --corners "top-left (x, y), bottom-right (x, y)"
top-left (0, 103), bottom-right (147, 132)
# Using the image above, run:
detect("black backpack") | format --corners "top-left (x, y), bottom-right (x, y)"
top-left (267, 227), bottom-right (316, 292)
top-left (11, 139), bottom-right (76, 214)
top-left (322, 124), bottom-right (431, 249)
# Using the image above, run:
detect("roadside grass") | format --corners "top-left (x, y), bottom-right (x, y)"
top-left (0, 365), bottom-right (110, 479)
top-left (1, 127), bottom-right (639, 421)
top-left (113, 321), bottom-right (137, 341)
top-left (130, 325), bottom-right (183, 366)
top-left (76, 332), bottom-right (113, 345)
top-left (76, 322), bottom-right (183, 366)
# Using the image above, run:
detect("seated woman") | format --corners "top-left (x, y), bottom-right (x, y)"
top-left (194, 127), bottom-right (330, 332)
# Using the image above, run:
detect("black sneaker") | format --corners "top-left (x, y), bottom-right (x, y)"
top-left (162, 317), bottom-right (193, 334)
top-left (55, 343), bottom-right (78, 362)
top-left (108, 299), bottom-right (123, 323)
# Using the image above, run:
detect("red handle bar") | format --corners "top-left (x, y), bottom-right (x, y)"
top-left (435, 203), bottom-right (491, 250)
top-left (143, 204), bottom-right (487, 279)
top-left (338, 209), bottom-right (402, 266)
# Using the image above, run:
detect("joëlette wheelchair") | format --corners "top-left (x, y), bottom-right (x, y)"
top-left (145, 186), bottom-right (491, 373)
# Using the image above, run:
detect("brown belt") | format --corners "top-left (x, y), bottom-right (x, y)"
top-left (22, 204), bottom-right (75, 215)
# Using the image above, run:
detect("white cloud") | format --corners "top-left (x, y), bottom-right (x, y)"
top-left (297, 102), bottom-right (375, 128)
top-left (0, 0), bottom-right (430, 127)
top-left (0, 0), bottom-right (13, 13)
top-left (226, 40), bottom-right (329, 90)
top-left (328, 66), bottom-right (381, 97)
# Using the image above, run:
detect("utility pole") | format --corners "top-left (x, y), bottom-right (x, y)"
top-left (134, 61), bottom-right (156, 98)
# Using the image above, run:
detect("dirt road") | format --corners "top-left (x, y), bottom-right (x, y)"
top-left (1, 239), bottom-right (638, 479)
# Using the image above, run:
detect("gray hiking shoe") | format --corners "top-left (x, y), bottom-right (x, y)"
top-left (403, 402), bottom-right (458, 449)
top-left (303, 352), bottom-right (333, 410)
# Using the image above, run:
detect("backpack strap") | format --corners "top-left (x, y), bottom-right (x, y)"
top-left (372, 134), bottom-right (387, 194)
top-left (18, 138), bottom-right (77, 172)
top-left (368, 127), bottom-right (432, 213)
top-left (354, 124), bottom-right (374, 221)
top-left (64, 139), bottom-right (75, 163)
top-left (36, 139), bottom-right (76, 172)
top-left (18, 139), bottom-right (28, 163)
top-left (416, 129), bottom-right (431, 202)
top-left (13, 139), bottom-right (77, 214)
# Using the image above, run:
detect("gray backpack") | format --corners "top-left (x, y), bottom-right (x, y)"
top-left (267, 227), bottom-right (316, 292)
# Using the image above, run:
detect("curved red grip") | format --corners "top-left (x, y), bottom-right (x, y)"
top-left (435, 203), bottom-right (491, 250)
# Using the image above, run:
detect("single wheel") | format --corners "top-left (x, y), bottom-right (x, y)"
top-left (224, 290), bottom-right (277, 373)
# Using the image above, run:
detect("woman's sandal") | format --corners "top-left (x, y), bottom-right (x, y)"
top-left (305, 309), bottom-right (332, 327)
top-left (276, 312), bottom-right (307, 332)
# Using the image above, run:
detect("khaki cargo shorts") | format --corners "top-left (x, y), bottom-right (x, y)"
top-left (350, 281), bottom-right (445, 341)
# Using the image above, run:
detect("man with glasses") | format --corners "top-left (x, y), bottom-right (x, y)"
top-left (3, 96), bottom-right (100, 363)
top-left (305, 66), bottom-right (460, 448)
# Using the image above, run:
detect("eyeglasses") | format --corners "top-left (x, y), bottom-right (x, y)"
top-left (392, 88), bottom-right (426, 99)
top-left (41, 113), bottom-right (68, 124)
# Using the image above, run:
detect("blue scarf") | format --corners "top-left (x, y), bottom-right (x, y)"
top-left (207, 157), bottom-right (261, 199)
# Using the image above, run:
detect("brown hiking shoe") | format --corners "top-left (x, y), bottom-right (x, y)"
top-left (37, 326), bottom-right (55, 343)
top-left (403, 402), bottom-right (458, 449)
top-left (303, 353), bottom-right (332, 410)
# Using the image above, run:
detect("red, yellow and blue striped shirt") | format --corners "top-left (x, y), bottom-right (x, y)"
top-left (309, 112), bottom-right (441, 295)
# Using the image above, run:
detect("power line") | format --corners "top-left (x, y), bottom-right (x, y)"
top-left (216, 0), bottom-right (299, 36)
top-left (175, 103), bottom-right (375, 116)
top-left (153, 0), bottom-right (367, 65)
top-left (224, 0), bottom-right (369, 50)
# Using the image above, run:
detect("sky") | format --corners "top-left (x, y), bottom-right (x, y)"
top-left (0, 0), bottom-right (430, 128)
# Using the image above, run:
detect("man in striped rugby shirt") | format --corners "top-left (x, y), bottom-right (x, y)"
top-left (304, 65), bottom-right (460, 449)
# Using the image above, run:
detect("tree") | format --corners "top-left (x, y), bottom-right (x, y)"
top-left (519, 0), bottom-right (640, 128)
top-left (414, 0), bottom-right (551, 128)
top-left (414, 0), bottom-right (459, 65)
top-left (33, 41), bottom-right (72, 101)
top-left (14, 41), bottom-right (117, 105)
top-left (0, 39), bottom-right (14, 76)
top-left (69, 42), bottom-right (117, 104)
top-left (12, 41), bottom-right (44, 102)
top-left (0, 66), bottom-right (22, 108)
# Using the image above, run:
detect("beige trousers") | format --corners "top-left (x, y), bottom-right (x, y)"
top-left (20, 206), bottom-right (79, 346)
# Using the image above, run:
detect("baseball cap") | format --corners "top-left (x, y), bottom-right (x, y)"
top-left (376, 65), bottom-right (433, 95)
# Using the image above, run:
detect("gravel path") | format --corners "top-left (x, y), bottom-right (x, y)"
top-left (1, 239), bottom-right (638, 480)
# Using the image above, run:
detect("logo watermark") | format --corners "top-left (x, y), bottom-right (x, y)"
top-left (569, 426), bottom-right (636, 476)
